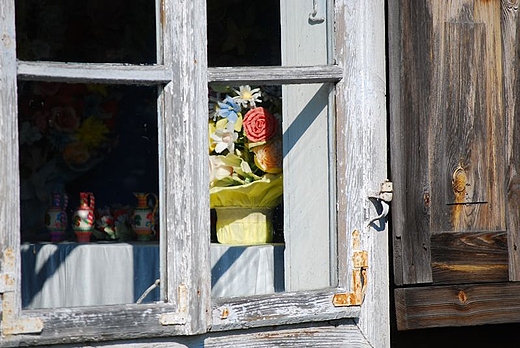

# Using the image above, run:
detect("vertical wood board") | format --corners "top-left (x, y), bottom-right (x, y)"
top-left (335, 0), bottom-right (390, 347)
top-left (0, 0), bottom-right (22, 324)
top-left (502, 0), bottom-right (520, 280)
top-left (162, 0), bottom-right (211, 334)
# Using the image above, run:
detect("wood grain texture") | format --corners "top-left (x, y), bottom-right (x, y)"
top-left (388, 0), bottom-right (434, 286)
top-left (395, 282), bottom-right (520, 330)
top-left (389, 0), bottom-right (506, 286)
top-left (0, 0), bottom-right (23, 331)
top-left (6, 304), bottom-right (188, 347)
top-left (205, 320), bottom-right (370, 348)
top-left (502, 0), bottom-right (520, 280)
top-left (335, 0), bottom-right (390, 347)
top-left (161, 0), bottom-right (211, 335)
top-left (210, 289), bottom-right (360, 331)
top-left (23, 320), bottom-right (368, 348)
top-left (208, 65), bottom-right (342, 85)
top-left (431, 231), bottom-right (508, 283)
top-left (17, 61), bottom-right (173, 84)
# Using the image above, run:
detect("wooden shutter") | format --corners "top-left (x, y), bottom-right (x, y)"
top-left (389, 0), bottom-right (520, 330)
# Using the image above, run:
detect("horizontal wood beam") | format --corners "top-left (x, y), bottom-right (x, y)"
top-left (17, 61), bottom-right (173, 84)
top-left (431, 231), bottom-right (508, 284)
top-left (12, 303), bottom-right (187, 346)
top-left (208, 65), bottom-right (343, 85)
top-left (395, 282), bottom-right (520, 331)
top-left (211, 289), bottom-right (360, 331)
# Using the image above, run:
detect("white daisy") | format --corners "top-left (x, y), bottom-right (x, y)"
top-left (233, 85), bottom-right (262, 108)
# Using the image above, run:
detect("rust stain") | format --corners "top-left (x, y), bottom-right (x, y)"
top-left (451, 164), bottom-right (469, 228)
top-left (423, 192), bottom-right (430, 208)
top-left (352, 230), bottom-right (361, 250)
top-left (160, 0), bottom-right (166, 30)
top-left (457, 290), bottom-right (468, 304)
top-left (220, 307), bottom-right (229, 320)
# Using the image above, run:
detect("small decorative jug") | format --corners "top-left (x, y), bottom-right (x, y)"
top-left (45, 192), bottom-right (68, 242)
top-left (132, 192), bottom-right (158, 241)
top-left (72, 192), bottom-right (95, 242)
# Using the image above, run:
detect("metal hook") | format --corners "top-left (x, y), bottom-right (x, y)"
top-left (309, 0), bottom-right (325, 23)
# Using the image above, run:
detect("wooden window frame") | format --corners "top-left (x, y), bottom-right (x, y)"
top-left (0, 0), bottom-right (389, 345)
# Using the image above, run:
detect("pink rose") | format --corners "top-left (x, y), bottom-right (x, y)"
top-left (50, 106), bottom-right (80, 133)
top-left (252, 139), bottom-right (283, 174)
top-left (243, 107), bottom-right (278, 143)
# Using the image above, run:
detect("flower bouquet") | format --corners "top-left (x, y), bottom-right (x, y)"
top-left (209, 85), bottom-right (283, 244)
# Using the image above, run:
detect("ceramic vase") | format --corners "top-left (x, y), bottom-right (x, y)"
top-left (215, 207), bottom-right (273, 245)
top-left (132, 192), bottom-right (158, 241)
top-left (45, 192), bottom-right (68, 242)
top-left (72, 192), bottom-right (95, 243)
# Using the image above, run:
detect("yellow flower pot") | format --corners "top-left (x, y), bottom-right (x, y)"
top-left (215, 207), bottom-right (273, 245)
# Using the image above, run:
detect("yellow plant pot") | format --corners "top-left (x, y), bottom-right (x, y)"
top-left (215, 207), bottom-right (273, 245)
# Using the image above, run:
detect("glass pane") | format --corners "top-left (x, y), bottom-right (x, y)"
top-left (15, 1), bottom-right (156, 64)
top-left (18, 81), bottom-right (161, 308)
top-left (207, 0), bottom-right (281, 67)
top-left (208, 83), bottom-right (335, 298)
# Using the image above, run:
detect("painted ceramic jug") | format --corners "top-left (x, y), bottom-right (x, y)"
top-left (45, 192), bottom-right (68, 242)
top-left (132, 192), bottom-right (158, 241)
top-left (72, 192), bottom-right (95, 242)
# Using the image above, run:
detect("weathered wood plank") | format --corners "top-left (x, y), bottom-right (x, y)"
top-left (502, 0), bottom-right (520, 280)
top-left (162, 0), bottom-right (211, 335)
top-left (388, 0), bottom-right (433, 285)
top-left (0, 0), bottom-right (24, 334)
top-left (389, 0), bottom-right (506, 286)
top-left (5, 304), bottom-right (186, 347)
top-left (431, 7), bottom-right (505, 234)
top-left (28, 320), bottom-right (369, 348)
top-left (335, 0), bottom-right (390, 347)
top-left (431, 231), bottom-right (508, 284)
top-left (210, 289), bottom-right (360, 331)
top-left (395, 282), bottom-right (520, 330)
top-left (205, 320), bottom-right (370, 348)
top-left (208, 65), bottom-right (343, 85)
top-left (17, 61), bottom-right (173, 84)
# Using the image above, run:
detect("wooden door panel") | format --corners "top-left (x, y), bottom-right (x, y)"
top-left (391, 0), bottom-right (506, 286)
top-left (389, 0), bottom-right (520, 330)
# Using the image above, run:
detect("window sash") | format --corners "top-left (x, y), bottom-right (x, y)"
top-left (0, 0), bottom-right (358, 344)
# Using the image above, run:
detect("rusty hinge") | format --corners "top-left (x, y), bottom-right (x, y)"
top-left (332, 230), bottom-right (368, 307)
top-left (1, 248), bottom-right (44, 336)
top-left (159, 283), bottom-right (188, 326)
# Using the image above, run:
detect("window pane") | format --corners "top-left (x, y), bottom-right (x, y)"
top-left (18, 81), bottom-right (161, 308)
top-left (208, 83), bottom-right (335, 298)
top-left (15, 1), bottom-right (156, 64)
top-left (207, 0), bottom-right (281, 67)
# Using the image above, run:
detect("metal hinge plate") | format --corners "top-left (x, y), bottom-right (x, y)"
top-left (159, 283), bottom-right (188, 326)
top-left (333, 230), bottom-right (368, 307)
